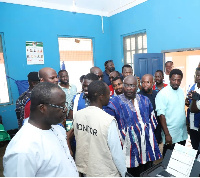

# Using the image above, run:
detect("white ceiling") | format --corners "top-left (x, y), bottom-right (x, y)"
top-left (0, 0), bottom-right (148, 16)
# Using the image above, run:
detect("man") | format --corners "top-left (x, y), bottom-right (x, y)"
top-left (58, 70), bottom-right (77, 116)
top-left (153, 70), bottom-right (168, 92)
top-left (185, 67), bottom-right (200, 151)
top-left (69, 73), bottom-right (99, 119)
top-left (105, 75), bottom-right (161, 177)
top-left (3, 82), bottom-right (78, 177)
top-left (155, 69), bottom-right (187, 157)
top-left (103, 60), bottom-right (115, 86)
top-left (38, 67), bottom-right (59, 84)
top-left (90, 66), bottom-right (103, 81)
top-left (15, 72), bottom-right (40, 129)
top-left (74, 80), bottom-right (126, 177)
top-left (24, 67), bottom-right (59, 121)
top-left (138, 74), bottom-right (161, 144)
top-left (112, 76), bottom-right (123, 96)
top-left (109, 71), bottom-right (120, 96)
top-left (164, 61), bottom-right (173, 84)
top-left (122, 64), bottom-right (133, 78)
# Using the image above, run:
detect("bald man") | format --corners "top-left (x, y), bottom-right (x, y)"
top-left (24, 67), bottom-right (59, 122)
top-left (105, 75), bottom-right (161, 177)
top-left (39, 67), bottom-right (59, 85)
top-left (138, 74), bottom-right (161, 144)
top-left (90, 67), bottom-right (103, 81)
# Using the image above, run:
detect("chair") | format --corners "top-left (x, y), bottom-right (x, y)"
top-left (0, 124), bottom-right (11, 142)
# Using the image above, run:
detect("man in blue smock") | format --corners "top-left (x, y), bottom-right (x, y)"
top-left (155, 69), bottom-right (187, 157)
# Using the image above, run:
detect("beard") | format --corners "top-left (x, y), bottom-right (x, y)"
top-left (60, 80), bottom-right (69, 85)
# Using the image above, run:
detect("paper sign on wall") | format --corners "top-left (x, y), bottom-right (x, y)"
top-left (26, 41), bottom-right (44, 65)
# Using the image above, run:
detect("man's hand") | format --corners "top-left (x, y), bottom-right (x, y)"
top-left (165, 134), bottom-right (172, 145)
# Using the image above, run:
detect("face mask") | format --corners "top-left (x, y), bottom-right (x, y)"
top-left (109, 67), bottom-right (115, 72)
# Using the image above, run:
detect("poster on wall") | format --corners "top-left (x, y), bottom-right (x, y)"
top-left (26, 41), bottom-right (44, 65)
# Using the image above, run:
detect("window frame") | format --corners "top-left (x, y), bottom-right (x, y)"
top-left (0, 32), bottom-right (12, 105)
top-left (122, 30), bottom-right (147, 70)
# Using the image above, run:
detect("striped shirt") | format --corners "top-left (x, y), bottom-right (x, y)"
top-left (104, 94), bottom-right (161, 168)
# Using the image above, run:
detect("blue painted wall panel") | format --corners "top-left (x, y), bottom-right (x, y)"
top-left (109, 0), bottom-right (200, 71)
top-left (0, 2), bottom-right (111, 130)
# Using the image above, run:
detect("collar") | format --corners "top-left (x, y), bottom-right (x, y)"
top-left (58, 83), bottom-right (71, 89)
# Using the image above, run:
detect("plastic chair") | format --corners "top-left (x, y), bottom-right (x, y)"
top-left (0, 124), bottom-right (11, 142)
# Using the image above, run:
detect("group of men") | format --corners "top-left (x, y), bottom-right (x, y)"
top-left (4, 59), bottom-right (199, 177)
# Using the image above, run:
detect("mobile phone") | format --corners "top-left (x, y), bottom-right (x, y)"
top-left (66, 119), bottom-right (73, 132)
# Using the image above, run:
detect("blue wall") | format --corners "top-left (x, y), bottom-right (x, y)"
top-left (110, 0), bottom-right (200, 71)
top-left (0, 2), bottom-right (111, 130)
top-left (1, 0), bottom-right (200, 130)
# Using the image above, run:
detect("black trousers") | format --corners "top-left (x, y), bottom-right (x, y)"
top-left (190, 129), bottom-right (200, 150)
top-left (127, 161), bottom-right (152, 177)
top-left (163, 140), bottom-right (186, 158)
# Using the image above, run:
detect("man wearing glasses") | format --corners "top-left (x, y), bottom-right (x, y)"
top-left (3, 82), bottom-right (78, 177)
top-left (104, 75), bottom-right (161, 177)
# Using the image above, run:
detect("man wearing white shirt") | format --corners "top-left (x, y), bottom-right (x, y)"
top-left (3, 82), bottom-right (78, 177)
top-left (74, 80), bottom-right (126, 177)
top-left (163, 61), bottom-right (173, 84)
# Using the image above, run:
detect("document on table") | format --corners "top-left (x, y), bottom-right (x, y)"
top-left (166, 143), bottom-right (197, 177)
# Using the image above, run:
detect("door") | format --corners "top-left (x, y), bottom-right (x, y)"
top-left (134, 53), bottom-right (163, 79)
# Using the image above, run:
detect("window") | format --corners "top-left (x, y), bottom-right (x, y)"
top-left (0, 34), bottom-right (10, 104)
top-left (123, 32), bottom-right (147, 72)
top-left (58, 37), bottom-right (94, 92)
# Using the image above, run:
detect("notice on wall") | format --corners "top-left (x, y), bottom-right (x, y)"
top-left (26, 41), bottom-right (44, 65)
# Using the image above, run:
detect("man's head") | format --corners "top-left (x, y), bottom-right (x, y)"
top-left (169, 69), bottom-right (183, 90)
top-left (39, 67), bottom-right (58, 85)
top-left (123, 75), bottom-right (138, 100)
top-left (88, 80), bottom-right (110, 106)
top-left (122, 64), bottom-right (133, 78)
top-left (82, 73), bottom-right (99, 96)
top-left (112, 76), bottom-right (123, 95)
top-left (195, 67), bottom-right (200, 85)
top-left (104, 60), bottom-right (115, 74)
top-left (30, 82), bottom-right (67, 128)
top-left (141, 74), bottom-right (154, 94)
top-left (80, 75), bottom-right (85, 84)
top-left (58, 70), bottom-right (69, 85)
top-left (165, 61), bottom-right (173, 74)
top-left (109, 71), bottom-right (120, 83)
top-left (27, 72), bottom-right (40, 89)
top-left (154, 70), bottom-right (164, 85)
top-left (90, 67), bottom-right (103, 81)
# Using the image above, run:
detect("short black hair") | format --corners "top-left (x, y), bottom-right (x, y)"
top-left (84, 73), bottom-right (99, 81)
top-left (112, 76), bottom-right (123, 83)
top-left (122, 64), bottom-right (132, 73)
top-left (169, 69), bottom-right (183, 78)
top-left (165, 61), bottom-right (173, 66)
top-left (58, 70), bottom-right (67, 76)
top-left (104, 60), bottom-right (113, 66)
top-left (155, 70), bottom-right (164, 76)
top-left (80, 75), bottom-right (85, 82)
top-left (30, 82), bottom-right (62, 111)
top-left (88, 80), bottom-right (107, 102)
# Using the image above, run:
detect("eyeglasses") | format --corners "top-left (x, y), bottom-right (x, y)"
top-left (123, 83), bottom-right (137, 89)
top-left (47, 103), bottom-right (68, 112)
